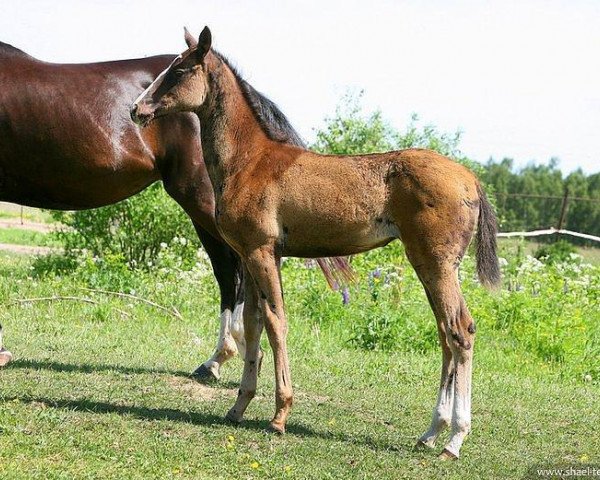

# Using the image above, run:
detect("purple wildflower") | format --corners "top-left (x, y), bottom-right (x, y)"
top-left (341, 287), bottom-right (350, 305)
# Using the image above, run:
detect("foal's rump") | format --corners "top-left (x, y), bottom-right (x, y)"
top-left (387, 149), bottom-right (479, 247)
top-left (386, 149), bottom-right (500, 287)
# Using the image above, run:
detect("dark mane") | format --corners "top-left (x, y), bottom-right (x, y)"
top-left (0, 41), bottom-right (30, 58)
top-left (214, 51), bottom-right (306, 148)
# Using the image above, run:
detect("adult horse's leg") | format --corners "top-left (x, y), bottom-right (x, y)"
top-left (190, 223), bottom-right (245, 381)
top-left (161, 147), bottom-right (246, 382)
top-left (0, 324), bottom-right (13, 367)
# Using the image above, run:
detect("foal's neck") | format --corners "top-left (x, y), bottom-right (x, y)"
top-left (196, 54), bottom-right (269, 189)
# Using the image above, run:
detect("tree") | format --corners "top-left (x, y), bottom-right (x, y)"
top-left (311, 90), bottom-right (484, 177)
top-left (312, 90), bottom-right (398, 155)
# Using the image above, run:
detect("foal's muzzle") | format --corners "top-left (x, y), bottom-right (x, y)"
top-left (130, 102), bottom-right (155, 127)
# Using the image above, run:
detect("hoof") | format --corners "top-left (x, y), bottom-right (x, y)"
top-left (225, 408), bottom-right (243, 425)
top-left (266, 422), bottom-right (285, 435)
top-left (0, 348), bottom-right (13, 367)
top-left (438, 448), bottom-right (458, 461)
top-left (415, 439), bottom-right (435, 450)
top-left (191, 364), bottom-right (219, 384)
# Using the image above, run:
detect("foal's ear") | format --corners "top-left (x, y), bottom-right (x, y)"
top-left (197, 26), bottom-right (212, 60)
top-left (184, 27), bottom-right (197, 49)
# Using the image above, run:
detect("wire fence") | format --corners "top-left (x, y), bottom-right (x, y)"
top-left (495, 192), bottom-right (600, 245)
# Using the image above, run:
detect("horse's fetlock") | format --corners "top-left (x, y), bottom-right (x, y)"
top-left (436, 410), bottom-right (452, 428)
top-left (454, 418), bottom-right (471, 434)
top-left (222, 339), bottom-right (238, 359)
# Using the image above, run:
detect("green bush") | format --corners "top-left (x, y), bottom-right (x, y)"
top-left (534, 239), bottom-right (577, 264)
top-left (50, 183), bottom-right (200, 268)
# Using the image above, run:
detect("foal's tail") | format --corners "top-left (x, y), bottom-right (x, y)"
top-left (475, 183), bottom-right (501, 289)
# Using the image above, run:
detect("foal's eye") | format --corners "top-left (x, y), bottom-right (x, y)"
top-left (174, 69), bottom-right (186, 78)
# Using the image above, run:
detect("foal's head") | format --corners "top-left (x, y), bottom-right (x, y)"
top-left (131, 27), bottom-right (213, 126)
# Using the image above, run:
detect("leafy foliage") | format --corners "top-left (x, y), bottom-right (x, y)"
top-left (282, 241), bottom-right (600, 381)
top-left (534, 240), bottom-right (577, 264)
top-left (311, 90), bottom-right (483, 175)
top-left (312, 90), bottom-right (399, 155)
top-left (50, 183), bottom-right (200, 268)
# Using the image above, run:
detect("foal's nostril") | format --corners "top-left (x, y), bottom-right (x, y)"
top-left (130, 104), bottom-right (139, 123)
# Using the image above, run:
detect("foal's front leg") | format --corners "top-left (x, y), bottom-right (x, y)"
top-left (237, 247), bottom-right (292, 433)
top-left (226, 267), bottom-right (263, 423)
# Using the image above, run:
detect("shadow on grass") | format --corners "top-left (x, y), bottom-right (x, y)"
top-left (7, 358), bottom-right (239, 389)
top-left (4, 394), bottom-right (405, 454)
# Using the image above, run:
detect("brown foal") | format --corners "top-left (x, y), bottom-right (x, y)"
top-left (131, 27), bottom-right (500, 459)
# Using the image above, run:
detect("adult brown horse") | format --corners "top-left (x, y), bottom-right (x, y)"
top-left (0, 38), bottom-right (348, 380)
top-left (132, 27), bottom-right (500, 460)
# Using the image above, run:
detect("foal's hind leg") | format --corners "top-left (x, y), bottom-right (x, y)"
top-left (412, 264), bottom-right (475, 459)
top-left (416, 289), bottom-right (455, 449)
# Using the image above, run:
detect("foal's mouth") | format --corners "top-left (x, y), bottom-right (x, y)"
top-left (134, 112), bottom-right (154, 128)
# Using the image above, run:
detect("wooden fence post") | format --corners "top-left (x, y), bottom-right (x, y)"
top-left (556, 188), bottom-right (569, 230)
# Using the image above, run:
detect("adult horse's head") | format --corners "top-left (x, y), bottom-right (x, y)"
top-left (131, 27), bottom-right (212, 127)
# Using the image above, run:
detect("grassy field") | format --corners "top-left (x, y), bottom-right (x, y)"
top-left (0, 228), bottom-right (59, 248)
top-left (0, 203), bottom-right (54, 224)
top-left (0, 239), bottom-right (599, 479)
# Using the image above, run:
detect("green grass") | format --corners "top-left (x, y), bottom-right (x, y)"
top-left (0, 228), bottom-right (59, 247)
top-left (0, 247), bottom-right (599, 479)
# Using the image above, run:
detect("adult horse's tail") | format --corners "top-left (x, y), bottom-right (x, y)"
top-left (475, 184), bottom-right (501, 289)
top-left (316, 257), bottom-right (355, 290)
